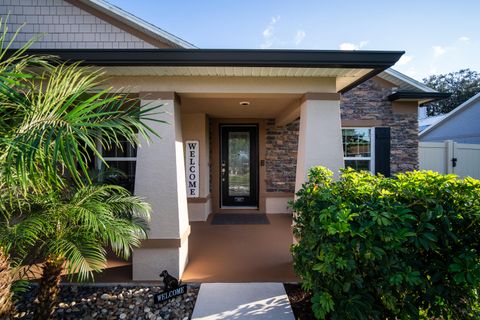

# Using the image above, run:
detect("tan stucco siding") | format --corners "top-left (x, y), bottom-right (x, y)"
top-left (181, 113), bottom-right (211, 221)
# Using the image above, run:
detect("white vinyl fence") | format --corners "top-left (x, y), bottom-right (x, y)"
top-left (419, 140), bottom-right (480, 179)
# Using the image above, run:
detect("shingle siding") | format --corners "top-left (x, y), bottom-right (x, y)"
top-left (0, 0), bottom-right (157, 49)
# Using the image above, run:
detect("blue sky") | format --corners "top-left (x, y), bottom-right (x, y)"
top-left (109, 0), bottom-right (479, 82)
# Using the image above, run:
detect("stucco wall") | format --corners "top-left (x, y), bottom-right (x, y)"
top-left (1, 0), bottom-right (157, 49)
top-left (181, 113), bottom-right (211, 221)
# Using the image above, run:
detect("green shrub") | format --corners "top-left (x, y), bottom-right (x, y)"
top-left (291, 167), bottom-right (480, 319)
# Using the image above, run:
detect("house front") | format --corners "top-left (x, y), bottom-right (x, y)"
top-left (1, 0), bottom-right (447, 281)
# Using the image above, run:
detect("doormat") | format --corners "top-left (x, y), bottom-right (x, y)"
top-left (211, 214), bottom-right (270, 225)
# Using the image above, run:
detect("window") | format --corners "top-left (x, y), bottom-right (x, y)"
top-left (97, 137), bottom-right (137, 193)
top-left (342, 128), bottom-right (375, 173)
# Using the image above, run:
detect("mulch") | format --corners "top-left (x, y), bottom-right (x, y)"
top-left (284, 283), bottom-right (316, 320)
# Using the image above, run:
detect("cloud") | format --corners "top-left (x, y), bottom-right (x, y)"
top-left (294, 30), bottom-right (306, 45)
top-left (459, 36), bottom-right (470, 43)
top-left (339, 40), bottom-right (368, 51)
top-left (260, 16), bottom-right (280, 49)
top-left (397, 54), bottom-right (413, 66)
top-left (433, 46), bottom-right (446, 58)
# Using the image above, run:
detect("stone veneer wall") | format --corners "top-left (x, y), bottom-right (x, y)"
top-left (341, 78), bottom-right (419, 174)
top-left (265, 78), bottom-right (419, 193)
top-left (265, 119), bottom-right (299, 192)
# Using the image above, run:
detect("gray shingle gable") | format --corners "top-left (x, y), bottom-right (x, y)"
top-left (1, 0), bottom-right (162, 49)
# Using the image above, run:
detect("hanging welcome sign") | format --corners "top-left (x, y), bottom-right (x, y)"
top-left (185, 140), bottom-right (199, 198)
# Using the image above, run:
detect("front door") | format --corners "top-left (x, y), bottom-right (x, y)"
top-left (220, 125), bottom-right (259, 207)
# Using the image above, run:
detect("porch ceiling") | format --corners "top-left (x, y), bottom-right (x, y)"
top-left (180, 93), bottom-right (300, 118)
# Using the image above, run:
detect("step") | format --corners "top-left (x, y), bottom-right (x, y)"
top-left (191, 282), bottom-right (295, 320)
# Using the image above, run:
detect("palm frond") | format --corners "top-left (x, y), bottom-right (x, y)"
top-left (47, 237), bottom-right (106, 282)
top-left (3, 62), bottom-right (164, 189)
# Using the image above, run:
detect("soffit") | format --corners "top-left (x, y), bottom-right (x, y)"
top-left (104, 66), bottom-right (373, 93)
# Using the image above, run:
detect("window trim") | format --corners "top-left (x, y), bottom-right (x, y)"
top-left (342, 127), bottom-right (375, 173)
top-left (95, 140), bottom-right (138, 192)
top-left (95, 141), bottom-right (138, 169)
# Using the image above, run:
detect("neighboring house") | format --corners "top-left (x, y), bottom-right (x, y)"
top-left (419, 93), bottom-right (480, 179)
top-left (420, 92), bottom-right (480, 143)
top-left (419, 114), bottom-right (447, 132)
top-left (1, 0), bottom-right (448, 280)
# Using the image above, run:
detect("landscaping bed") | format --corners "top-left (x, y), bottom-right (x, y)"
top-left (12, 284), bottom-right (199, 320)
top-left (284, 283), bottom-right (315, 320)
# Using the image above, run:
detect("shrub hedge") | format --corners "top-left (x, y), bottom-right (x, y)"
top-left (291, 167), bottom-right (480, 319)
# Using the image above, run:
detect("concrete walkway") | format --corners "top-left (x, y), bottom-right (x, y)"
top-left (191, 283), bottom-right (295, 320)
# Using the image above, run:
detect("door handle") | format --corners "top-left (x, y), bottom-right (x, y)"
top-left (452, 157), bottom-right (457, 168)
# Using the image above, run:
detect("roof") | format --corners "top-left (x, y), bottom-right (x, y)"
top-left (418, 114), bottom-right (447, 132)
top-left (19, 48), bottom-right (404, 93)
top-left (378, 68), bottom-right (436, 92)
top-left (420, 92), bottom-right (480, 137)
top-left (388, 91), bottom-right (451, 104)
top-left (377, 68), bottom-right (450, 104)
top-left (72, 0), bottom-right (196, 49)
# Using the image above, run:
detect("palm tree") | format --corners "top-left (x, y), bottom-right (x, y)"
top-left (0, 19), bottom-right (52, 318)
top-left (0, 21), bottom-right (163, 318)
top-left (0, 249), bottom-right (13, 317)
top-left (25, 184), bottom-right (150, 320)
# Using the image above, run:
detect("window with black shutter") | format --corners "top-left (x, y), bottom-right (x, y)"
top-left (342, 128), bottom-right (374, 173)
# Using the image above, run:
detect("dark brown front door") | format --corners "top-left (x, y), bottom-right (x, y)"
top-left (220, 125), bottom-right (259, 207)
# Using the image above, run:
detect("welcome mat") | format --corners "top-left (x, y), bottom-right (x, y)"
top-left (211, 214), bottom-right (270, 225)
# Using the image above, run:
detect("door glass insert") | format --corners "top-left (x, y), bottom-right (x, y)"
top-left (228, 131), bottom-right (250, 197)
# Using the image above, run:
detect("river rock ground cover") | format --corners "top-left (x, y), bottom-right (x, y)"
top-left (11, 284), bottom-right (200, 320)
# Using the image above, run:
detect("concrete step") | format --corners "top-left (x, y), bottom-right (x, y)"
top-left (191, 282), bottom-right (295, 320)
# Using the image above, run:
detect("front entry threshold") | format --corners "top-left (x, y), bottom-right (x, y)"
top-left (220, 206), bottom-right (259, 209)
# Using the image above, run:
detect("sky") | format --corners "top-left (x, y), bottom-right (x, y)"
top-left (109, 0), bottom-right (480, 82)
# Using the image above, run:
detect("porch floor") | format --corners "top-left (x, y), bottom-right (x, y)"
top-left (85, 214), bottom-right (298, 283)
top-left (182, 214), bottom-right (299, 283)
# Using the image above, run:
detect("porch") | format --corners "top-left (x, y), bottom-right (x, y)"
top-left (91, 214), bottom-right (297, 283)
top-left (96, 49), bottom-right (403, 281)
top-left (182, 214), bottom-right (298, 283)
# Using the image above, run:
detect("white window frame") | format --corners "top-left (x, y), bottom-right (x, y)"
top-left (95, 140), bottom-right (137, 190)
top-left (342, 127), bottom-right (375, 173)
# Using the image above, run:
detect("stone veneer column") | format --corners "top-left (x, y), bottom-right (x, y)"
top-left (132, 92), bottom-right (190, 280)
top-left (295, 94), bottom-right (344, 192)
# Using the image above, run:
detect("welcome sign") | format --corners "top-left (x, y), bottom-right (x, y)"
top-left (185, 140), bottom-right (199, 197)
top-left (154, 285), bottom-right (187, 304)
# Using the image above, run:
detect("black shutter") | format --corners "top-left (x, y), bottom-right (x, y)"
top-left (374, 127), bottom-right (391, 177)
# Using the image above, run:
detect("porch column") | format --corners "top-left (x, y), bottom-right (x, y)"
top-left (132, 92), bottom-right (190, 280)
top-left (294, 93), bottom-right (344, 192)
